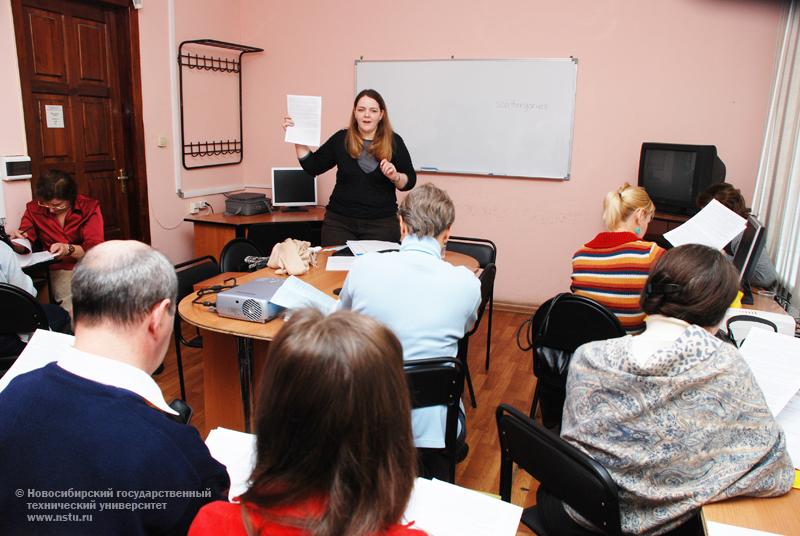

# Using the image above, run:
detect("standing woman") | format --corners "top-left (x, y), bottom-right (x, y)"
top-left (10, 169), bottom-right (104, 317)
top-left (571, 183), bottom-right (665, 334)
top-left (283, 89), bottom-right (416, 245)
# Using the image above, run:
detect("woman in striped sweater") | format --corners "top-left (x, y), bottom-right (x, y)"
top-left (571, 183), bottom-right (665, 334)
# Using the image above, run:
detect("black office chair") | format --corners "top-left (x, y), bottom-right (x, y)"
top-left (404, 357), bottom-right (464, 484)
top-left (0, 283), bottom-right (51, 376)
top-left (526, 293), bottom-right (625, 427)
top-left (173, 255), bottom-right (220, 400)
top-left (496, 403), bottom-right (622, 535)
top-left (247, 222), bottom-right (317, 255)
top-left (458, 262), bottom-right (497, 408)
top-left (446, 236), bottom-right (497, 370)
top-left (219, 238), bottom-right (261, 272)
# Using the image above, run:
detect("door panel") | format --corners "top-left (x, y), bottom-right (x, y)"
top-left (26, 7), bottom-right (67, 84)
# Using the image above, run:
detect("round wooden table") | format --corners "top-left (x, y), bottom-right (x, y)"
top-left (178, 250), bottom-right (479, 431)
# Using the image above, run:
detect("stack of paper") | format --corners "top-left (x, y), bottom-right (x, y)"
top-left (404, 478), bottom-right (522, 535)
top-left (268, 275), bottom-right (338, 314)
top-left (346, 240), bottom-right (400, 255)
top-left (11, 237), bottom-right (56, 268)
top-left (739, 329), bottom-right (800, 468)
top-left (205, 427), bottom-right (257, 501)
top-left (664, 199), bottom-right (747, 248)
top-left (705, 521), bottom-right (781, 536)
top-left (0, 329), bottom-right (74, 394)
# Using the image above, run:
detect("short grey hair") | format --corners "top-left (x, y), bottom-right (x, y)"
top-left (398, 183), bottom-right (455, 238)
top-left (72, 241), bottom-right (178, 326)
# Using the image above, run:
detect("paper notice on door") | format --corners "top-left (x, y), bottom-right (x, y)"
top-left (45, 105), bottom-right (65, 129)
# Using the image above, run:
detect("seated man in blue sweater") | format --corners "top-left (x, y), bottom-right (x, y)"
top-left (0, 240), bottom-right (229, 535)
top-left (337, 183), bottom-right (481, 480)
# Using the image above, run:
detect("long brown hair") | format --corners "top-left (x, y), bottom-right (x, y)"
top-left (345, 89), bottom-right (394, 161)
top-left (241, 309), bottom-right (416, 536)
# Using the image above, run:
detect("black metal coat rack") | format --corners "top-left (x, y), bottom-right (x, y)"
top-left (178, 39), bottom-right (263, 170)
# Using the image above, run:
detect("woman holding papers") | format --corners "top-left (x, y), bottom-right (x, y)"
top-left (697, 182), bottom-right (778, 288)
top-left (283, 89), bottom-right (416, 245)
top-left (189, 309), bottom-right (427, 536)
top-left (9, 169), bottom-right (104, 317)
top-left (540, 245), bottom-right (794, 536)
top-left (571, 183), bottom-right (665, 334)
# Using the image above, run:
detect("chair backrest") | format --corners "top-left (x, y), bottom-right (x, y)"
top-left (404, 357), bottom-right (464, 450)
top-left (446, 236), bottom-right (497, 268)
top-left (174, 255), bottom-right (220, 301)
top-left (467, 262), bottom-right (496, 336)
top-left (497, 403), bottom-right (622, 535)
top-left (532, 293), bottom-right (625, 379)
top-left (219, 238), bottom-right (261, 272)
top-left (0, 282), bottom-right (50, 334)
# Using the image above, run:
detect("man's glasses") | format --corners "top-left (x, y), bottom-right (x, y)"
top-left (37, 200), bottom-right (69, 211)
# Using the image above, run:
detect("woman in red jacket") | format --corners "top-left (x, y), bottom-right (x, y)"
top-left (189, 309), bottom-right (426, 536)
top-left (10, 169), bottom-right (104, 317)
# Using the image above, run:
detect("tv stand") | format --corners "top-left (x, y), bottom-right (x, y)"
top-left (644, 211), bottom-right (690, 248)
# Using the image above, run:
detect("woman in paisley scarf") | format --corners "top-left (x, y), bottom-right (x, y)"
top-left (539, 244), bottom-right (794, 536)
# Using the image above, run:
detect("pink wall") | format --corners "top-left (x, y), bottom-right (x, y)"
top-left (0, 0), bottom-right (32, 227)
top-left (238, 0), bottom-right (782, 305)
top-left (138, 0), bottom-right (244, 262)
top-left (1, 0), bottom-right (783, 306)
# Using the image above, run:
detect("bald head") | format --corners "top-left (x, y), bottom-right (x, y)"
top-left (72, 240), bottom-right (178, 327)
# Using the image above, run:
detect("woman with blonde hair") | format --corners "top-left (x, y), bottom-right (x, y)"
top-left (189, 309), bottom-right (426, 536)
top-left (282, 89), bottom-right (416, 245)
top-left (571, 183), bottom-right (665, 334)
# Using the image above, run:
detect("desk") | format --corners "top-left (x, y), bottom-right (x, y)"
top-left (184, 207), bottom-right (326, 260)
top-left (701, 491), bottom-right (800, 534)
top-left (179, 250), bottom-right (479, 431)
top-left (700, 292), bottom-right (799, 534)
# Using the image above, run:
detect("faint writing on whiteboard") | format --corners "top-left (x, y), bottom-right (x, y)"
top-left (45, 105), bottom-right (65, 129)
top-left (496, 101), bottom-right (548, 111)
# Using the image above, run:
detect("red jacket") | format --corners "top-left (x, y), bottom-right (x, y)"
top-left (189, 498), bottom-right (427, 536)
top-left (19, 194), bottom-right (104, 270)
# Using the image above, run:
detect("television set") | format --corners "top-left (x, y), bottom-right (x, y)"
top-left (732, 215), bottom-right (767, 305)
top-left (271, 167), bottom-right (317, 211)
top-left (637, 143), bottom-right (726, 215)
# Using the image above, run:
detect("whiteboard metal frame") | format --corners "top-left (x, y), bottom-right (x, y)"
top-left (355, 58), bottom-right (578, 180)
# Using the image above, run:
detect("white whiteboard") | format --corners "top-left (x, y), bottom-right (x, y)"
top-left (355, 59), bottom-right (578, 179)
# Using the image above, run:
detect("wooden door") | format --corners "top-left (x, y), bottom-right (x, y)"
top-left (12, 0), bottom-right (149, 242)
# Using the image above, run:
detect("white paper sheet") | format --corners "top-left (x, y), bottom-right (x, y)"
top-left (403, 478), bottom-right (522, 536)
top-left (345, 240), bottom-right (400, 256)
top-left (325, 256), bottom-right (355, 271)
top-left (704, 520), bottom-right (781, 536)
top-left (0, 329), bottom-right (74, 394)
top-left (11, 237), bottom-right (56, 267)
top-left (664, 199), bottom-right (747, 249)
top-left (285, 95), bottom-right (321, 147)
top-left (203, 433), bottom-right (522, 534)
top-left (739, 329), bottom-right (800, 417)
top-left (269, 275), bottom-right (337, 313)
top-left (776, 391), bottom-right (800, 469)
top-left (205, 427), bottom-right (257, 501)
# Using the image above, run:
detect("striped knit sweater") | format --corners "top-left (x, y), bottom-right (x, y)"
top-left (571, 232), bottom-right (665, 334)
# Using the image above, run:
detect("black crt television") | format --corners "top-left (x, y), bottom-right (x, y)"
top-left (637, 143), bottom-right (726, 215)
top-left (271, 167), bottom-right (317, 211)
top-left (732, 215), bottom-right (767, 305)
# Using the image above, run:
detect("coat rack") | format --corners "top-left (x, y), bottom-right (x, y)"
top-left (178, 39), bottom-right (263, 170)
